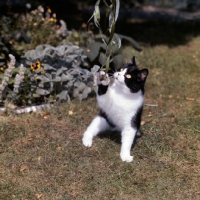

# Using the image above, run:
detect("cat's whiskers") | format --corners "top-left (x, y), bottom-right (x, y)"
top-left (107, 73), bottom-right (114, 78)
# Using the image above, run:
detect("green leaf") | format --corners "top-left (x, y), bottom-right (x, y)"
top-left (61, 73), bottom-right (72, 82)
top-left (113, 54), bottom-right (124, 69)
top-left (48, 95), bottom-right (54, 103)
top-left (73, 88), bottom-right (79, 98)
top-left (41, 75), bottom-right (50, 82)
top-left (36, 88), bottom-right (50, 95)
top-left (34, 68), bottom-right (42, 74)
top-left (38, 81), bottom-right (44, 88)
top-left (8, 78), bottom-right (15, 84)
top-left (61, 66), bottom-right (68, 72)
top-left (24, 50), bottom-right (38, 60)
top-left (65, 45), bottom-right (80, 54)
top-left (84, 42), bottom-right (101, 62)
top-left (26, 30), bottom-right (32, 38)
top-left (78, 82), bottom-right (86, 91)
top-left (43, 63), bottom-right (54, 71)
top-left (56, 68), bottom-right (63, 76)
top-left (57, 90), bottom-right (68, 101)
top-left (12, 68), bottom-right (20, 74)
top-left (0, 73), bottom-right (4, 79)
top-left (117, 33), bottom-right (142, 51)
top-left (52, 76), bottom-right (61, 82)
top-left (45, 73), bottom-right (52, 80)
top-left (33, 93), bottom-right (41, 98)
top-left (98, 52), bottom-right (107, 65)
top-left (82, 87), bottom-right (92, 99)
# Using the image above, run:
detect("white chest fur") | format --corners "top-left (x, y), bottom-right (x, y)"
top-left (97, 82), bottom-right (144, 131)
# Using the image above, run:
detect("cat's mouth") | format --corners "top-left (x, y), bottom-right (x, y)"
top-left (114, 77), bottom-right (124, 86)
top-left (114, 74), bottom-right (122, 85)
top-left (114, 75), bottom-right (119, 82)
top-left (114, 72), bottom-right (119, 80)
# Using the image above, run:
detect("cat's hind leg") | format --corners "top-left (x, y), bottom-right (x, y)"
top-left (82, 115), bottom-right (110, 147)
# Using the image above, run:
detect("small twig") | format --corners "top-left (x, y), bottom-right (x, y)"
top-left (186, 128), bottom-right (200, 133)
top-left (144, 104), bottom-right (158, 107)
top-left (103, 0), bottom-right (110, 8)
top-left (0, 104), bottom-right (53, 114)
top-left (160, 113), bottom-right (167, 117)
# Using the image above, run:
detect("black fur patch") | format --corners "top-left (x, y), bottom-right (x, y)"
top-left (124, 67), bottom-right (148, 94)
top-left (98, 84), bottom-right (109, 96)
top-left (131, 106), bottom-right (143, 130)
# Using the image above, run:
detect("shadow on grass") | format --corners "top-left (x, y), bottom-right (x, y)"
top-left (2, 1), bottom-right (200, 48)
top-left (98, 130), bottom-right (143, 150)
top-left (116, 19), bottom-right (200, 47)
top-left (66, 5), bottom-right (200, 48)
top-left (76, 6), bottom-right (200, 47)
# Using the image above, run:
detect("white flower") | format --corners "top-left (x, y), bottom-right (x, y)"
top-left (13, 64), bottom-right (26, 94)
top-left (26, 3), bottom-right (31, 9)
top-left (0, 54), bottom-right (16, 99)
top-left (38, 5), bottom-right (44, 13)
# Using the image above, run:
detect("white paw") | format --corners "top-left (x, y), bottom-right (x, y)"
top-left (120, 153), bottom-right (134, 162)
top-left (82, 135), bottom-right (93, 147)
top-left (97, 71), bottom-right (110, 86)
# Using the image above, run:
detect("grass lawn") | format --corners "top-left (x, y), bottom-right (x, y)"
top-left (0, 34), bottom-right (200, 200)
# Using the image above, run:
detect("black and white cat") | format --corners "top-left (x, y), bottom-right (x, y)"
top-left (82, 57), bottom-right (148, 162)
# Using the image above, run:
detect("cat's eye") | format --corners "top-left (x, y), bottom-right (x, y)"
top-left (120, 68), bottom-right (124, 72)
top-left (125, 74), bottom-right (131, 79)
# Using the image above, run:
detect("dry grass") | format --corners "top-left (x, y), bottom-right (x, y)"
top-left (0, 36), bottom-right (200, 200)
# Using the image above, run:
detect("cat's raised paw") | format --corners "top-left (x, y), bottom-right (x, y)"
top-left (120, 154), bottom-right (134, 162)
top-left (97, 71), bottom-right (110, 86)
top-left (82, 136), bottom-right (93, 147)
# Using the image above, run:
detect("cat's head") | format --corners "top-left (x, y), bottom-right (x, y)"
top-left (113, 56), bottom-right (148, 93)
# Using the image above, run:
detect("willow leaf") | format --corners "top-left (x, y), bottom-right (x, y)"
top-left (94, 8), bottom-right (100, 27)
top-left (108, 4), bottom-right (114, 28)
top-left (105, 5), bottom-right (112, 21)
top-left (114, 0), bottom-right (120, 21)
top-left (113, 33), bottom-right (121, 49)
top-left (89, 0), bottom-right (101, 28)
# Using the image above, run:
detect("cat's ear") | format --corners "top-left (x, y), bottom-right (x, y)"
top-left (131, 56), bottom-right (136, 65)
top-left (139, 68), bottom-right (148, 81)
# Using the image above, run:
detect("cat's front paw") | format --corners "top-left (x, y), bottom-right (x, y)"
top-left (82, 135), bottom-right (93, 147)
top-left (120, 153), bottom-right (134, 162)
top-left (97, 71), bottom-right (110, 86)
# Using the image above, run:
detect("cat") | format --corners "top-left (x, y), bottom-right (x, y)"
top-left (82, 56), bottom-right (148, 162)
